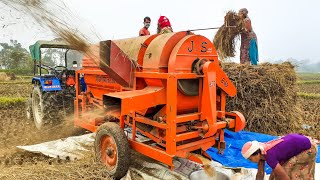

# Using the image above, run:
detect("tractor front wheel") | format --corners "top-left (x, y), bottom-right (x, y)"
top-left (94, 122), bottom-right (130, 179)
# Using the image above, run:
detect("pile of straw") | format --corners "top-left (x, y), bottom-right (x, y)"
top-left (213, 11), bottom-right (242, 60)
top-left (222, 62), bottom-right (302, 135)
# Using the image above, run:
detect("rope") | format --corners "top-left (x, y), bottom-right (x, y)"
top-left (187, 26), bottom-right (236, 32)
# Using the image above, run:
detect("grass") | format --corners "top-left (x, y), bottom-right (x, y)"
top-left (17, 75), bottom-right (33, 78)
top-left (297, 92), bottom-right (320, 99)
top-left (0, 97), bottom-right (27, 107)
top-left (297, 80), bottom-right (320, 84)
top-left (297, 73), bottom-right (320, 81)
top-left (0, 81), bottom-right (30, 84)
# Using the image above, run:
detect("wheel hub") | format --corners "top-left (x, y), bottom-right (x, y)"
top-left (106, 148), bottom-right (114, 157)
top-left (100, 135), bottom-right (117, 168)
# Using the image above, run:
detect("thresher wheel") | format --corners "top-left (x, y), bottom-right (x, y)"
top-left (95, 122), bottom-right (130, 179)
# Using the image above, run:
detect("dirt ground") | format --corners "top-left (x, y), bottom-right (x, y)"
top-left (0, 105), bottom-right (101, 179)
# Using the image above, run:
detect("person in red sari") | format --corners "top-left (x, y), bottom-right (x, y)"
top-left (157, 16), bottom-right (173, 34)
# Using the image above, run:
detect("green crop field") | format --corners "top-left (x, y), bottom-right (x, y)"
top-left (297, 72), bottom-right (320, 81)
top-left (297, 73), bottom-right (320, 95)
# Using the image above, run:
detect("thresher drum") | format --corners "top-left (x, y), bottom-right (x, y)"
top-left (74, 31), bottom-right (245, 179)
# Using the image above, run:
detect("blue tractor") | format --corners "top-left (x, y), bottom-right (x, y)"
top-left (26, 40), bottom-right (82, 129)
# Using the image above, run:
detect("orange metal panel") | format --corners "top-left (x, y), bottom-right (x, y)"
top-left (135, 116), bottom-right (167, 129)
top-left (129, 140), bottom-right (174, 166)
top-left (166, 75), bottom-right (177, 155)
top-left (220, 92), bottom-right (226, 112)
top-left (176, 138), bottom-right (216, 157)
top-left (135, 72), bottom-right (198, 79)
top-left (201, 62), bottom-right (218, 138)
top-left (176, 131), bottom-right (200, 142)
top-left (105, 86), bottom-right (166, 115)
top-left (135, 72), bottom-right (169, 79)
top-left (137, 34), bottom-right (159, 66)
top-left (229, 111), bottom-right (246, 132)
top-left (213, 66), bottom-right (237, 97)
top-left (176, 137), bottom-right (215, 151)
top-left (176, 113), bottom-right (201, 123)
top-left (143, 32), bottom-right (188, 72)
top-left (217, 111), bottom-right (246, 132)
top-left (216, 121), bottom-right (227, 129)
top-left (168, 35), bottom-right (219, 73)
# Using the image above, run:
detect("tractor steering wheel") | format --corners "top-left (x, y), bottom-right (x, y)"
top-left (53, 65), bottom-right (68, 72)
top-left (53, 65), bottom-right (68, 78)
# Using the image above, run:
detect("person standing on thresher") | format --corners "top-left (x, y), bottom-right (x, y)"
top-left (157, 16), bottom-right (173, 34)
top-left (238, 8), bottom-right (258, 65)
top-left (139, 16), bottom-right (151, 36)
top-left (241, 133), bottom-right (318, 180)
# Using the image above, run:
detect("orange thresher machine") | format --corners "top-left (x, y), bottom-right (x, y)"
top-left (74, 31), bottom-right (245, 179)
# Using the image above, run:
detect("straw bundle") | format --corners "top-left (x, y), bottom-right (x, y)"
top-left (213, 11), bottom-right (242, 60)
top-left (222, 62), bottom-right (302, 135)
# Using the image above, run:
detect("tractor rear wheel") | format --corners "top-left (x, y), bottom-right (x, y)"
top-left (26, 97), bottom-right (33, 120)
top-left (32, 85), bottom-right (46, 129)
top-left (32, 85), bottom-right (60, 129)
top-left (94, 122), bottom-right (130, 179)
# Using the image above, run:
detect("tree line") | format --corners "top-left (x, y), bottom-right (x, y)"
top-left (0, 39), bottom-right (64, 75)
top-left (0, 40), bottom-right (32, 71)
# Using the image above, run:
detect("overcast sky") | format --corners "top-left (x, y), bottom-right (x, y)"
top-left (0, 0), bottom-right (320, 63)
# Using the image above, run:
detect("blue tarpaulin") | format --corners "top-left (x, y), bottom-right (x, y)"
top-left (206, 130), bottom-right (320, 174)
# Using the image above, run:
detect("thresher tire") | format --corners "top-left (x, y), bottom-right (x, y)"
top-left (94, 122), bottom-right (130, 179)
top-left (26, 97), bottom-right (33, 120)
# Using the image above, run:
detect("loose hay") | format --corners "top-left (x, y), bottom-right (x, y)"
top-left (213, 11), bottom-right (242, 60)
top-left (222, 62), bottom-right (303, 135)
top-left (0, 152), bottom-right (112, 180)
top-left (298, 98), bottom-right (320, 139)
top-left (1, 0), bottom-right (102, 64)
top-left (0, 72), bottom-right (10, 81)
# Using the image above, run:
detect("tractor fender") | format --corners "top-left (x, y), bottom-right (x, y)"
top-left (32, 77), bottom-right (62, 92)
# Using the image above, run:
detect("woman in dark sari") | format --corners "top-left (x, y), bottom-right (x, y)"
top-left (238, 8), bottom-right (258, 65)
